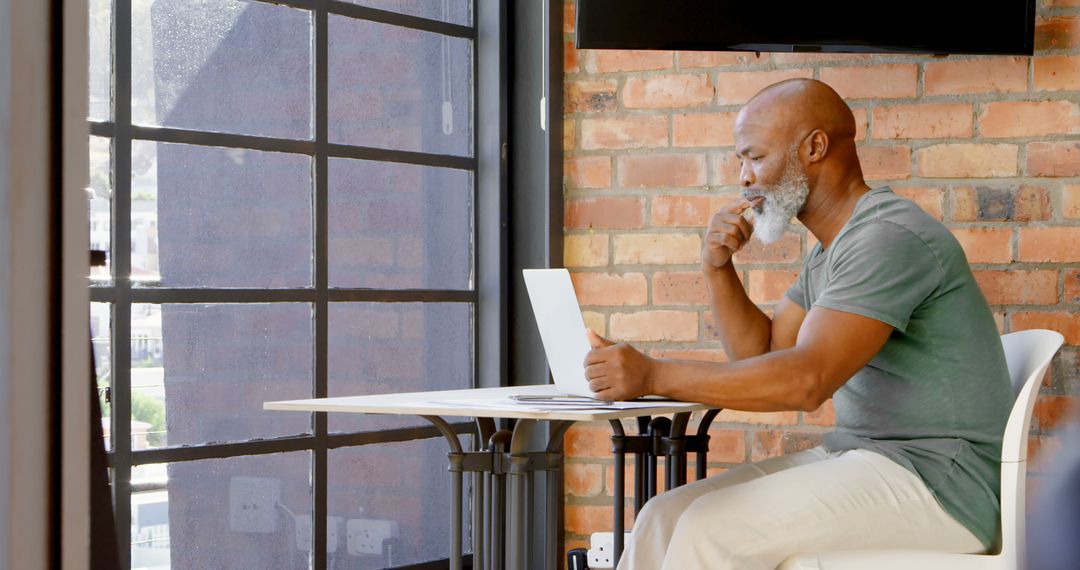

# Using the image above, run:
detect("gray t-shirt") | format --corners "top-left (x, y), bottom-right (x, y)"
top-left (785, 186), bottom-right (1012, 549)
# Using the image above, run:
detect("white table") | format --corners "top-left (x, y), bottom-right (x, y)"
top-left (265, 385), bottom-right (718, 570)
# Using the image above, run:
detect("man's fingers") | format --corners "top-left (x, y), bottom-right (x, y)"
top-left (584, 364), bottom-right (606, 380)
top-left (587, 328), bottom-right (615, 349)
top-left (588, 379), bottom-right (609, 393)
top-left (724, 195), bottom-right (764, 216)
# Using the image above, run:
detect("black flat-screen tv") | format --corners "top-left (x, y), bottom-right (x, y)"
top-left (575, 0), bottom-right (1036, 56)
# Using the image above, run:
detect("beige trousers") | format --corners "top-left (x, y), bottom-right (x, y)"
top-left (616, 446), bottom-right (986, 570)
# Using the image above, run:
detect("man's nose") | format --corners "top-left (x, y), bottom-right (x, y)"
top-left (740, 162), bottom-right (755, 187)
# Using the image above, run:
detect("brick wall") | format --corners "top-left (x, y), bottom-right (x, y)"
top-left (561, 0), bottom-right (1080, 553)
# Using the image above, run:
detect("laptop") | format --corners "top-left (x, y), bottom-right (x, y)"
top-left (522, 268), bottom-right (601, 400)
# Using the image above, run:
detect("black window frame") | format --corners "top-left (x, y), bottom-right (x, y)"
top-left (84, 0), bottom-right (549, 567)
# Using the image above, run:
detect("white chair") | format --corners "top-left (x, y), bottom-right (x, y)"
top-left (779, 329), bottom-right (1065, 570)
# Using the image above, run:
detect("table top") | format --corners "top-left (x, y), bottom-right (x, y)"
top-left (264, 384), bottom-right (714, 421)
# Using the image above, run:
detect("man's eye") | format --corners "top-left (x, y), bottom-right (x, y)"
top-left (750, 156), bottom-right (762, 162)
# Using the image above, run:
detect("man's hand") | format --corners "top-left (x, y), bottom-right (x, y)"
top-left (702, 196), bottom-right (763, 270)
top-left (583, 329), bottom-right (655, 401)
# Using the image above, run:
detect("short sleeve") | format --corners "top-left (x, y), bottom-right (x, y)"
top-left (784, 259), bottom-right (810, 310)
top-left (813, 222), bottom-right (943, 333)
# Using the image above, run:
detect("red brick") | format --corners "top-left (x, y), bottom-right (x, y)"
top-left (751, 430), bottom-right (824, 462)
top-left (679, 51), bottom-right (769, 68)
top-left (951, 228), bottom-right (1013, 264)
top-left (672, 112), bottom-right (738, 147)
top-left (1033, 395), bottom-right (1076, 432)
top-left (650, 194), bottom-right (726, 227)
top-left (804, 399), bottom-right (835, 426)
top-left (1027, 141), bottom-right (1080, 177)
top-left (652, 271), bottom-right (709, 305)
top-left (820, 65), bottom-right (918, 99)
top-left (565, 504), bottom-right (625, 535)
top-left (565, 197), bottom-right (645, 229)
top-left (1028, 435), bottom-right (1064, 474)
top-left (618, 153), bottom-right (706, 188)
top-left (565, 424), bottom-right (612, 458)
top-left (914, 144), bottom-right (1018, 178)
top-left (609, 310), bottom-right (699, 342)
top-left (923, 58), bottom-right (1029, 96)
top-left (979, 101), bottom-right (1080, 138)
top-left (1019, 227), bottom-right (1080, 262)
top-left (1065, 268), bottom-right (1080, 304)
top-left (714, 69), bottom-right (815, 105)
top-left (706, 428), bottom-right (748, 463)
top-left (563, 2), bottom-right (575, 33)
top-left (564, 235), bottom-right (609, 268)
top-left (856, 146), bottom-right (912, 180)
top-left (570, 272), bottom-right (648, 306)
top-left (1034, 55), bottom-right (1080, 91)
top-left (852, 107), bottom-right (869, 141)
top-left (586, 50), bottom-right (673, 73)
top-left (1011, 312), bottom-right (1080, 346)
top-left (771, 53), bottom-right (873, 65)
top-left (580, 116), bottom-right (668, 150)
top-left (710, 151), bottom-right (742, 186)
top-left (1035, 16), bottom-right (1080, 51)
top-left (605, 465), bottom-right (666, 498)
top-left (748, 270), bottom-right (800, 304)
top-left (623, 74), bottom-right (715, 109)
top-left (583, 311), bottom-right (606, 338)
top-left (565, 156), bottom-right (612, 189)
top-left (949, 185), bottom-right (1051, 222)
top-left (564, 79), bottom-right (618, 113)
top-left (564, 40), bottom-right (579, 73)
top-left (1046, 0), bottom-right (1080, 6)
top-left (564, 118), bottom-right (576, 151)
top-left (891, 185), bottom-right (944, 220)
top-left (1067, 185), bottom-right (1080, 219)
top-left (872, 103), bottom-right (973, 140)
top-left (732, 231), bottom-right (802, 264)
top-left (564, 462), bottom-right (603, 497)
top-left (974, 270), bottom-right (1059, 306)
top-left (613, 233), bottom-right (702, 265)
top-left (718, 409), bottom-right (800, 425)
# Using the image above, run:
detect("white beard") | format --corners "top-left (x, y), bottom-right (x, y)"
top-left (753, 157), bottom-right (810, 244)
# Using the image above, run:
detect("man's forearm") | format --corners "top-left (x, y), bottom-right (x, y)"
top-left (650, 349), bottom-right (820, 412)
top-left (704, 263), bottom-right (773, 360)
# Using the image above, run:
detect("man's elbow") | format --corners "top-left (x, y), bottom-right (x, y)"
top-left (792, 369), bottom-right (830, 412)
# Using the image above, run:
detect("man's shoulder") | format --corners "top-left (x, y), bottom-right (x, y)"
top-left (834, 189), bottom-right (955, 258)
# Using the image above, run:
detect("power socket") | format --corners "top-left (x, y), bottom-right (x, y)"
top-left (588, 531), bottom-right (631, 569)
top-left (228, 476), bottom-right (280, 533)
top-left (346, 518), bottom-right (399, 556)
top-left (295, 515), bottom-right (343, 553)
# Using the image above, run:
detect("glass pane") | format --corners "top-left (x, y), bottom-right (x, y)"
top-left (132, 0), bottom-right (312, 139)
top-left (328, 303), bottom-right (472, 433)
top-left (329, 16), bottom-right (473, 157)
top-left (88, 0), bottom-right (112, 120)
top-left (131, 303), bottom-right (313, 449)
top-left (89, 136), bottom-right (112, 282)
top-left (131, 452), bottom-right (311, 569)
top-left (131, 141), bottom-right (313, 287)
top-left (329, 159), bottom-right (472, 290)
top-left (328, 437), bottom-right (471, 568)
top-left (344, 0), bottom-right (473, 26)
top-left (91, 303), bottom-right (113, 450)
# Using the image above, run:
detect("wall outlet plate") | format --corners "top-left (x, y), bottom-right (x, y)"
top-left (228, 476), bottom-right (281, 533)
top-left (588, 531), bottom-right (631, 569)
top-left (346, 518), bottom-right (399, 556)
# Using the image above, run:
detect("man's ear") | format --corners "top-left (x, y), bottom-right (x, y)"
top-left (804, 129), bottom-right (829, 164)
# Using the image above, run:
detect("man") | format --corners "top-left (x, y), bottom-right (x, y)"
top-left (584, 78), bottom-right (1012, 569)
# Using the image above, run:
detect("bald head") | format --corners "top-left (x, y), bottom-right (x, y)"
top-left (735, 78), bottom-right (856, 152)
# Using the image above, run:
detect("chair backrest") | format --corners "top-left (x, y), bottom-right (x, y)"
top-left (996, 329), bottom-right (1064, 566)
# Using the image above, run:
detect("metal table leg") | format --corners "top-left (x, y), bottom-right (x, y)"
top-left (608, 419), bottom-right (627, 565)
top-left (489, 429), bottom-right (512, 570)
top-left (695, 409), bottom-right (721, 481)
top-left (544, 421), bottom-right (573, 570)
top-left (421, 416), bottom-right (466, 570)
top-left (508, 419), bottom-right (538, 570)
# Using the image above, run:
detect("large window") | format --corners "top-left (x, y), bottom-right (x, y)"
top-left (88, 1), bottom-right (487, 567)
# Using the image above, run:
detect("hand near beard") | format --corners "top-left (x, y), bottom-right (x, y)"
top-left (583, 329), bottom-right (655, 402)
